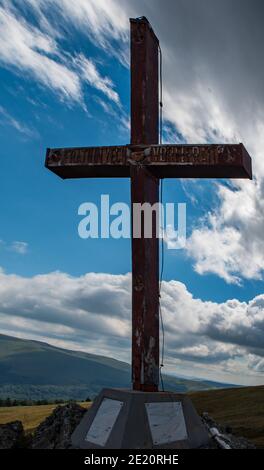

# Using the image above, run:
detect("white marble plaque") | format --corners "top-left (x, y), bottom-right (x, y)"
top-left (85, 398), bottom-right (123, 446)
top-left (146, 402), bottom-right (188, 445)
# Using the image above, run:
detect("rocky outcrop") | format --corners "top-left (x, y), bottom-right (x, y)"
top-left (0, 406), bottom-right (257, 449)
top-left (31, 403), bottom-right (86, 449)
top-left (0, 421), bottom-right (25, 449)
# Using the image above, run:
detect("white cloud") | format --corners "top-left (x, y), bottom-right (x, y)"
top-left (24, 0), bottom-right (130, 62)
top-left (0, 3), bottom-right (122, 108)
top-left (75, 55), bottom-right (120, 105)
top-left (0, 269), bottom-right (264, 384)
top-left (186, 176), bottom-right (264, 284)
top-left (0, 105), bottom-right (36, 137)
top-left (0, 240), bottom-right (29, 255)
top-left (248, 355), bottom-right (264, 373)
top-left (163, 85), bottom-right (240, 145)
top-left (10, 241), bottom-right (28, 255)
top-left (0, 5), bottom-right (82, 102)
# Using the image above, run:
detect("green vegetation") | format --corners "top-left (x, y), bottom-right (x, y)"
top-left (190, 386), bottom-right (264, 448)
top-left (0, 402), bottom-right (91, 433)
top-left (0, 397), bottom-right (91, 407)
top-left (0, 334), bottom-right (234, 401)
top-left (0, 384), bottom-right (96, 402)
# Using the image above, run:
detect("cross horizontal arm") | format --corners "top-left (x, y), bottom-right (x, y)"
top-left (45, 143), bottom-right (252, 179)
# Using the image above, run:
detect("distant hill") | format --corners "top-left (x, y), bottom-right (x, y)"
top-left (0, 334), bottom-right (236, 401)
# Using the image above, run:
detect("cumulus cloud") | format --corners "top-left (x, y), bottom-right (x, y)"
top-left (187, 178), bottom-right (264, 284)
top-left (0, 269), bottom-right (264, 384)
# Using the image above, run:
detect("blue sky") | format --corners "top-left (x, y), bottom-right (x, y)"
top-left (1, 0), bottom-right (264, 385)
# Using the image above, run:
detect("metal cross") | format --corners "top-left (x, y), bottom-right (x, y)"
top-left (45, 17), bottom-right (252, 392)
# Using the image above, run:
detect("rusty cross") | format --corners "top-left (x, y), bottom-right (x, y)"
top-left (45, 17), bottom-right (252, 392)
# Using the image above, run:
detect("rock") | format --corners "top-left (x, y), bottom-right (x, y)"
top-left (0, 421), bottom-right (25, 449)
top-left (31, 403), bottom-right (86, 449)
top-left (0, 406), bottom-right (256, 450)
top-left (201, 412), bottom-right (256, 449)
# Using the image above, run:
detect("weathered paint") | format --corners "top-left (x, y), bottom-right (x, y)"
top-left (130, 18), bottom-right (159, 145)
top-left (130, 17), bottom-right (160, 392)
top-left (46, 143), bottom-right (252, 180)
top-left (131, 165), bottom-right (160, 391)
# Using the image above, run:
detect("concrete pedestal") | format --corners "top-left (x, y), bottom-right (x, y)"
top-left (71, 388), bottom-right (210, 449)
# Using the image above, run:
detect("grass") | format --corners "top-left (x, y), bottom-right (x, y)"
top-left (0, 402), bottom-right (91, 434)
top-left (0, 386), bottom-right (263, 448)
top-left (190, 385), bottom-right (264, 448)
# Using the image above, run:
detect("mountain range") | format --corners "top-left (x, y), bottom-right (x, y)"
top-left (0, 334), bottom-right (236, 400)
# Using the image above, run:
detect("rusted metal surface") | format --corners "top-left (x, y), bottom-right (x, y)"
top-left (45, 146), bottom-right (129, 179)
top-left (131, 166), bottom-right (160, 391)
top-left (130, 18), bottom-right (160, 392)
top-left (130, 17), bottom-right (159, 145)
top-left (46, 143), bottom-right (252, 180)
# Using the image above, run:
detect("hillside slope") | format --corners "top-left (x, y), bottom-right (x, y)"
top-left (0, 334), bottom-right (234, 400)
top-left (190, 386), bottom-right (264, 448)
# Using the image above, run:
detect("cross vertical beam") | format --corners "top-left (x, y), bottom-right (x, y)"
top-left (130, 17), bottom-right (160, 391)
top-left (130, 17), bottom-right (159, 145)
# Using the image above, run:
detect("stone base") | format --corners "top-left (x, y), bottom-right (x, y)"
top-left (71, 388), bottom-right (210, 449)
